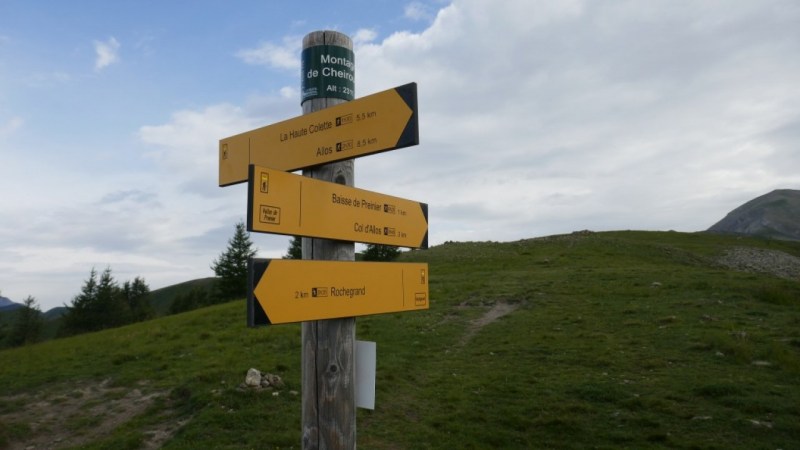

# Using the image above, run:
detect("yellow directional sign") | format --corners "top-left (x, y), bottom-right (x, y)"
top-left (247, 165), bottom-right (428, 249)
top-left (247, 259), bottom-right (429, 326)
top-left (220, 83), bottom-right (418, 186)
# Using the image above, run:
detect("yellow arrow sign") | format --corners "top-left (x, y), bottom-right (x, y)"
top-left (247, 259), bottom-right (429, 325)
top-left (248, 165), bottom-right (428, 249)
top-left (219, 83), bottom-right (418, 186)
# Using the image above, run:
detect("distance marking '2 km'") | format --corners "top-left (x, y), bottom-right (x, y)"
top-left (247, 259), bottom-right (429, 326)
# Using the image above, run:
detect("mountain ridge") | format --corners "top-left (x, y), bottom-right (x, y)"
top-left (708, 188), bottom-right (800, 241)
top-left (0, 296), bottom-right (21, 312)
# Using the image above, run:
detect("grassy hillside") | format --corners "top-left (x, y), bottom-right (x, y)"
top-left (144, 277), bottom-right (217, 316)
top-left (1, 231), bottom-right (799, 449)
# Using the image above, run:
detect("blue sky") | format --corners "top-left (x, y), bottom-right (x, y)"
top-left (2, 0), bottom-right (799, 310)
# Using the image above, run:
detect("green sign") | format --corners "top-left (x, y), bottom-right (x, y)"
top-left (301, 45), bottom-right (355, 103)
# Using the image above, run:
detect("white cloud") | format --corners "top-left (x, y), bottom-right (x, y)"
top-left (94, 36), bottom-right (120, 70)
top-left (352, 28), bottom-right (378, 48)
top-left (279, 86), bottom-right (297, 99)
top-left (236, 36), bottom-right (301, 70)
top-left (404, 2), bottom-right (435, 21)
top-left (1, 92), bottom-right (296, 309)
top-left (353, 0), bottom-right (800, 242)
top-left (0, 117), bottom-right (23, 137)
top-left (139, 104), bottom-right (257, 177)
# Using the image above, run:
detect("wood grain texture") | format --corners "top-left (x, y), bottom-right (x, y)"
top-left (300, 30), bottom-right (357, 450)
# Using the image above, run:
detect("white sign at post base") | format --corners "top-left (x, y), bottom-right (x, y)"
top-left (356, 340), bottom-right (376, 410)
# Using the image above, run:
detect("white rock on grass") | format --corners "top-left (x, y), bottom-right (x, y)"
top-left (245, 368), bottom-right (262, 387)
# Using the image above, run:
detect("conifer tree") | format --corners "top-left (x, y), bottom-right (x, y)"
top-left (211, 220), bottom-right (258, 301)
top-left (284, 236), bottom-right (302, 259)
top-left (94, 267), bottom-right (131, 328)
top-left (60, 267), bottom-right (100, 335)
top-left (59, 267), bottom-right (143, 335)
top-left (7, 296), bottom-right (43, 347)
top-left (362, 244), bottom-right (401, 261)
top-left (123, 276), bottom-right (153, 321)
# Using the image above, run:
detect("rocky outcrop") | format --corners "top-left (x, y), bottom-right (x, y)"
top-left (240, 368), bottom-right (286, 391)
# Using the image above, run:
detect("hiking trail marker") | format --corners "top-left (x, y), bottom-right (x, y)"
top-left (219, 30), bottom-right (428, 449)
top-left (219, 83), bottom-right (418, 186)
top-left (247, 259), bottom-right (429, 325)
top-left (247, 165), bottom-right (428, 249)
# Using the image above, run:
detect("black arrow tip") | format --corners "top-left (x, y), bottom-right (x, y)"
top-left (395, 83), bottom-right (419, 149)
top-left (420, 202), bottom-right (429, 249)
top-left (247, 258), bottom-right (272, 327)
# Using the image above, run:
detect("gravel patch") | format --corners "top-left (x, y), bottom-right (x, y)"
top-left (716, 247), bottom-right (800, 280)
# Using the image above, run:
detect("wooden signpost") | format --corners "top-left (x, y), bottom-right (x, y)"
top-left (219, 30), bottom-right (427, 449)
top-left (299, 32), bottom-right (357, 450)
top-left (247, 165), bottom-right (428, 249)
top-left (218, 83), bottom-right (418, 186)
top-left (247, 259), bottom-right (428, 325)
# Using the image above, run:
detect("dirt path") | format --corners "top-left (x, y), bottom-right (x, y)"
top-left (0, 379), bottom-right (180, 450)
top-left (459, 301), bottom-right (520, 346)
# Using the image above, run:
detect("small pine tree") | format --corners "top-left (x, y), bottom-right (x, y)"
top-left (60, 267), bottom-right (132, 336)
top-left (362, 244), bottom-right (401, 261)
top-left (95, 267), bottom-right (132, 328)
top-left (60, 267), bottom-right (100, 336)
top-left (284, 236), bottom-right (302, 259)
top-left (7, 296), bottom-right (43, 347)
top-left (211, 221), bottom-right (258, 301)
top-left (123, 276), bottom-right (153, 322)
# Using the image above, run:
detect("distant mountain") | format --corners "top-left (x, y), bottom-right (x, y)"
top-left (0, 296), bottom-right (21, 312)
top-left (708, 189), bottom-right (800, 241)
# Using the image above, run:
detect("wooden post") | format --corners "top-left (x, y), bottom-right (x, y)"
top-left (300, 30), bottom-right (356, 450)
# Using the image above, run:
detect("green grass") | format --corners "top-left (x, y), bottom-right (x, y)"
top-left (1, 230), bottom-right (799, 449)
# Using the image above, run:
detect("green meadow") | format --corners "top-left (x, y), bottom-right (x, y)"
top-left (1, 230), bottom-right (799, 449)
